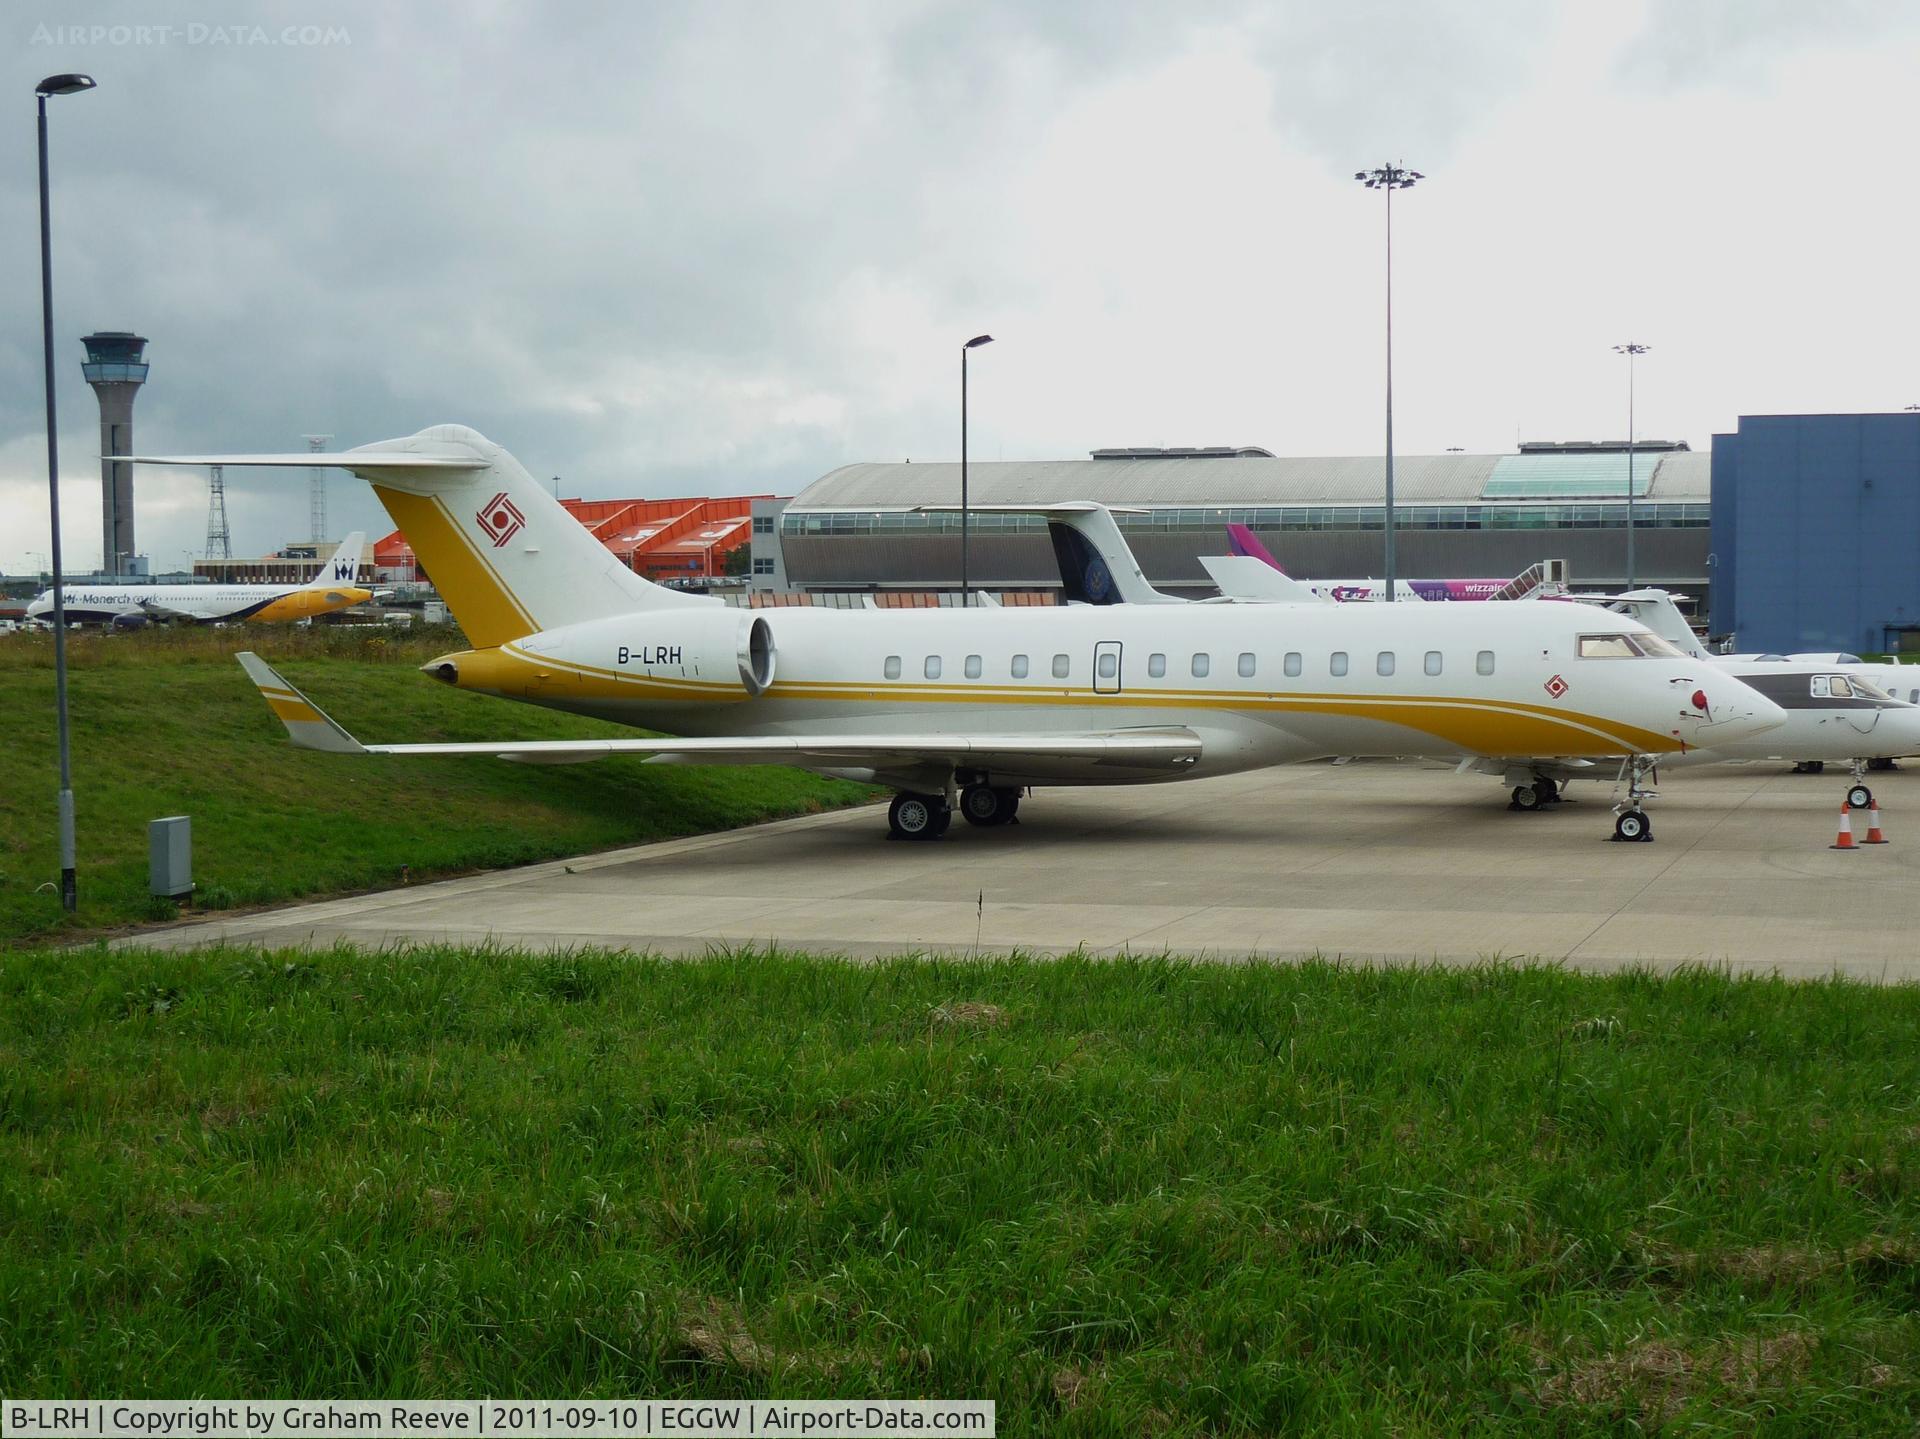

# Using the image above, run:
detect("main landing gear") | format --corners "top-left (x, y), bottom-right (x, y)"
top-left (960, 784), bottom-right (1021, 827)
top-left (888, 783), bottom-right (1023, 839)
top-left (887, 792), bottom-right (951, 840)
top-left (1610, 756), bottom-right (1658, 843)
top-left (1510, 776), bottom-right (1561, 811)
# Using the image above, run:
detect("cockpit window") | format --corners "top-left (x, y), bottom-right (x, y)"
top-left (1851, 676), bottom-right (1893, 702)
top-left (1812, 675), bottom-right (1855, 699)
top-left (1634, 632), bottom-right (1688, 658)
top-left (1578, 633), bottom-right (1641, 659)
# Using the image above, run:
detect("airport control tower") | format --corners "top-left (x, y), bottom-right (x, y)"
top-left (81, 331), bottom-right (149, 575)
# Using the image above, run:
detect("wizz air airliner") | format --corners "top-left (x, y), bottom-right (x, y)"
top-left (125, 427), bottom-right (1784, 843)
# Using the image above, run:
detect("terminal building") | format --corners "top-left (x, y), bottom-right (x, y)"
top-left (757, 440), bottom-right (1710, 600)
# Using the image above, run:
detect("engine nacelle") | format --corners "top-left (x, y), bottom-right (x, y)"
top-left (426, 608), bottom-right (777, 702)
top-left (111, 613), bottom-right (150, 631)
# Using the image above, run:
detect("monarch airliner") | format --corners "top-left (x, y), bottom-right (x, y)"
top-left (124, 427), bottom-right (1785, 843)
top-left (28, 532), bottom-right (374, 627)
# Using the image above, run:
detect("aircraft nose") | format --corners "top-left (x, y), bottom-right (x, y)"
top-left (1697, 678), bottom-right (1786, 742)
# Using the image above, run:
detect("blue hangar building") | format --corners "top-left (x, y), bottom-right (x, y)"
top-left (1712, 412), bottom-right (1920, 655)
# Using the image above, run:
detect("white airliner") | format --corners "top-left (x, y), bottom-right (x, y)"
top-left (125, 427), bottom-right (1784, 843)
top-left (27, 533), bottom-right (375, 628)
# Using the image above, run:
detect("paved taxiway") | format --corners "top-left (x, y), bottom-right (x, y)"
top-left (124, 762), bottom-right (1920, 977)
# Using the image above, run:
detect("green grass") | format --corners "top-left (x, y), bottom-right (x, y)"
top-left (2, 947), bottom-right (1918, 1432)
top-left (0, 627), bottom-right (874, 942)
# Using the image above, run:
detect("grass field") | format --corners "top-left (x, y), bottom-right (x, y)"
top-left (0, 627), bottom-right (874, 943)
top-left (3, 946), bottom-right (1918, 1432)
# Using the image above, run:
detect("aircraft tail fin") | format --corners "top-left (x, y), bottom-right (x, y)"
top-left (127, 427), bottom-right (715, 645)
top-left (301, 532), bottom-right (366, 589)
top-left (1226, 523), bottom-right (1286, 573)
top-left (913, 501), bottom-right (1184, 605)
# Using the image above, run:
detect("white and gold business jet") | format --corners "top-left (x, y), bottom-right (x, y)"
top-left (125, 426), bottom-right (1785, 844)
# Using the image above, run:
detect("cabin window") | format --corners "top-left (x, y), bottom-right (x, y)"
top-left (1578, 633), bottom-right (1640, 659)
top-left (1377, 651), bottom-right (1395, 677)
top-left (964, 654), bottom-right (982, 679)
top-left (1052, 653), bottom-right (1070, 679)
top-left (1909, 688), bottom-right (1918, 704)
top-left (1012, 654), bottom-right (1029, 679)
top-left (1097, 651), bottom-right (1118, 680)
top-left (1148, 652), bottom-right (1167, 678)
top-left (1476, 650), bottom-right (1496, 675)
top-left (1238, 652), bottom-right (1256, 678)
top-left (1284, 652), bottom-right (1302, 677)
top-left (1192, 653), bottom-right (1211, 678)
top-left (924, 656), bottom-right (942, 680)
top-left (1424, 650), bottom-right (1443, 676)
top-left (884, 655), bottom-right (901, 680)
top-left (1330, 651), bottom-right (1349, 677)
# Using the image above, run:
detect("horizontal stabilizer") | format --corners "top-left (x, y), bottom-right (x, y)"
top-left (119, 452), bottom-right (482, 470)
top-left (1198, 555), bottom-right (1327, 604)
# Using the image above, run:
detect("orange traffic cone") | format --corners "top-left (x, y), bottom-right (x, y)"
top-left (1830, 802), bottom-right (1858, 850)
top-left (1863, 803), bottom-right (1889, 845)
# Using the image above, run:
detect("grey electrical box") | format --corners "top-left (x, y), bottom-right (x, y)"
top-left (148, 815), bottom-right (192, 898)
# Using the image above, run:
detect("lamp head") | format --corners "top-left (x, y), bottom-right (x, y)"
top-left (36, 74), bottom-right (97, 97)
top-left (964, 334), bottom-right (994, 349)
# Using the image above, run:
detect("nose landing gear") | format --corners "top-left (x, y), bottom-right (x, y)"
top-left (1610, 756), bottom-right (1658, 842)
top-left (1846, 759), bottom-right (1875, 813)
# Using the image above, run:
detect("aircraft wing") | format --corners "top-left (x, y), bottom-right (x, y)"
top-left (140, 597), bottom-right (222, 623)
top-left (236, 653), bottom-right (1204, 775)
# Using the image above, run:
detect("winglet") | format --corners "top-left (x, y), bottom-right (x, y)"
top-left (236, 652), bottom-right (367, 754)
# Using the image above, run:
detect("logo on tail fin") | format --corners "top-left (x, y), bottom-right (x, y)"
top-left (477, 493), bottom-right (525, 547)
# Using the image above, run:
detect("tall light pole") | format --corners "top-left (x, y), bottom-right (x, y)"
top-left (960, 334), bottom-right (993, 606)
top-left (1614, 342), bottom-right (1650, 589)
top-left (37, 71), bottom-right (97, 914)
top-left (1356, 164), bottom-right (1422, 600)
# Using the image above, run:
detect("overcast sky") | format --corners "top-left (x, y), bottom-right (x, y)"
top-left (5, 0), bottom-right (1919, 573)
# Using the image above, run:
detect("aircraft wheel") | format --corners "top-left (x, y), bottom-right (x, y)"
top-left (1848, 783), bottom-right (1874, 811)
top-left (1869, 757), bottom-right (1896, 772)
top-left (1538, 777), bottom-right (1560, 805)
top-left (1613, 811), bottom-right (1651, 843)
top-left (960, 785), bottom-right (1020, 827)
top-left (1511, 784), bottom-right (1543, 812)
top-left (888, 792), bottom-right (945, 840)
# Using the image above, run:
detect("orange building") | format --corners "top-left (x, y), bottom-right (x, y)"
top-left (373, 494), bottom-right (775, 584)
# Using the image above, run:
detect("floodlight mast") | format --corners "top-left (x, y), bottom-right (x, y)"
top-left (1614, 342), bottom-right (1651, 588)
top-left (36, 71), bottom-right (97, 913)
top-left (959, 334), bottom-right (994, 607)
top-left (1355, 163), bottom-right (1423, 601)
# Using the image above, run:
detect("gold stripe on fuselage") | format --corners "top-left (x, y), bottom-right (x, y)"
top-left (454, 643), bottom-right (1676, 756)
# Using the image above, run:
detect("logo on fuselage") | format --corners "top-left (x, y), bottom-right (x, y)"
top-left (477, 492), bottom-right (526, 547)
top-left (1544, 674), bottom-right (1569, 699)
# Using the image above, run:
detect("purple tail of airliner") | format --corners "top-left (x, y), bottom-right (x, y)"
top-left (1227, 523), bottom-right (1286, 572)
